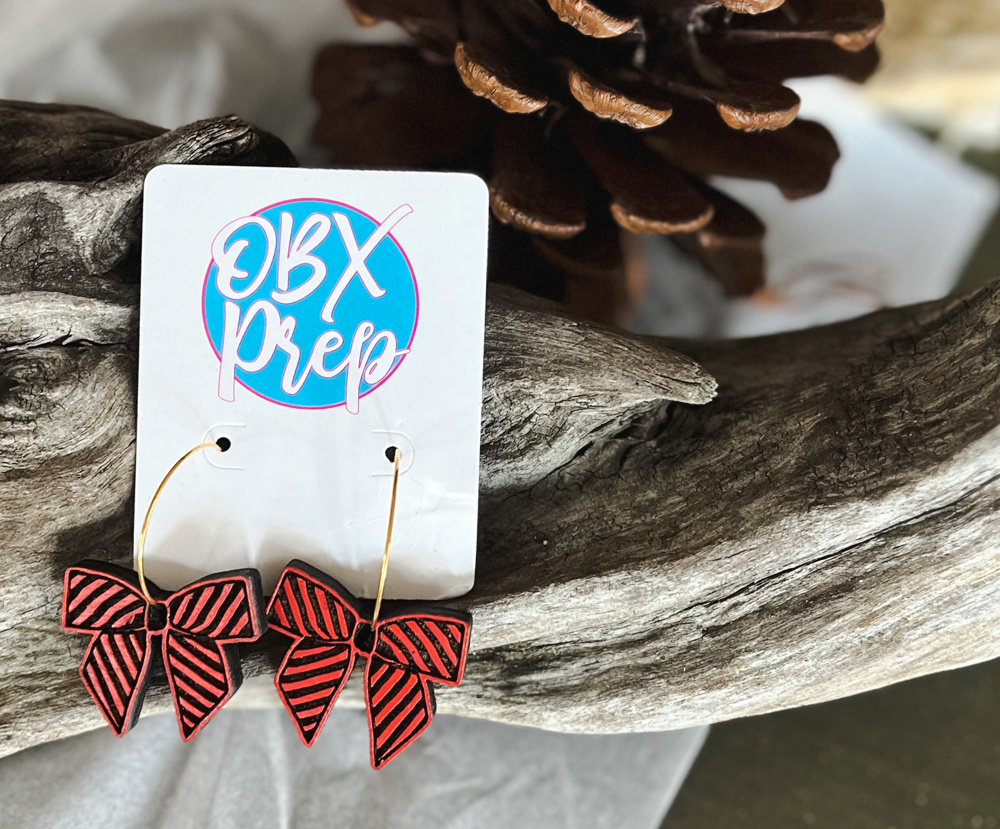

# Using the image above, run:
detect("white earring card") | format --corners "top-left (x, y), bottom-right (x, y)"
top-left (137, 166), bottom-right (488, 600)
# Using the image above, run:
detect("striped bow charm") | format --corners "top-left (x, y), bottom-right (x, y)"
top-left (268, 559), bottom-right (472, 769)
top-left (62, 560), bottom-right (266, 740)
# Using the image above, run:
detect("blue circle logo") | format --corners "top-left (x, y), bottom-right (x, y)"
top-left (203, 199), bottom-right (418, 412)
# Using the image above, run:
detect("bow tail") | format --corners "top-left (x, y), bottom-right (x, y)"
top-left (275, 640), bottom-right (355, 746)
top-left (364, 653), bottom-right (435, 770)
top-left (163, 631), bottom-right (241, 741)
top-left (80, 630), bottom-right (153, 737)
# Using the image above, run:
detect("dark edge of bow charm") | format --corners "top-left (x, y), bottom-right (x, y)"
top-left (62, 559), bottom-right (267, 740)
top-left (267, 558), bottom-right (473, 769)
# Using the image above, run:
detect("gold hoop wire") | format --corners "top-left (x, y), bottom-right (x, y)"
top-left (371, 448), bottom-right (402, 626)
top-left (136, 441), bottom-right (401, 613)
top-left (136, 441), bottom-right (223, 605)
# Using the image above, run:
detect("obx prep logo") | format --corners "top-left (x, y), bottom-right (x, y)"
top-left (203, 199), bottom-right (418, 413)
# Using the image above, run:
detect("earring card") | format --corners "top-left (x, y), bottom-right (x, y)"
top-left (136, 166), bottom-right (488, 600)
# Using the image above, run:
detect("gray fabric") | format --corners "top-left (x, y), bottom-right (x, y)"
top-left (0, 709), bottom-right (707, 828)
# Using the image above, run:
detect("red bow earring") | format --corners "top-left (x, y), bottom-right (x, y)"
top-left (267, 449), bottom-right (472, 769)
top-left (62, 441), bottom-right (267, 739)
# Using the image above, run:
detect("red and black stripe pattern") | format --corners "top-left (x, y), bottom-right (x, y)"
top-left (364, 653), bottom-right (435, 769)
top-left (268, 564), bottom-right (360, 642)
top-left (62, 560), bottom-right (266, 740)
top-left (276, 641), bottom-right (355, 745)
top-left (63, 563), bottom-right (153, 736)
top-left (268, 559), bottom-right (472, 769)
top-left (63, 566), bottom-right (147, 633)
top-left (374, 614), bottom-right (469, 685)
top-left (167, 575), bottom-right (263, 641)
top-left (268, 562), bottom-right (362, 746)
top-left (162, 632), bottom-right (242, 741)
top-left (79, 630), bottom-right (151, 736)
top-left (367, 609), bottom-right (470, 769)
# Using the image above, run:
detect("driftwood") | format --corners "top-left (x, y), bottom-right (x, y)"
top-left (2, 102), bottom-right (1000, 757)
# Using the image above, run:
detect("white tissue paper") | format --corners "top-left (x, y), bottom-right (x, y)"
top-left (630, 79), bottom-right (1000, 340)
top-left (0, 710), bottom-right (708, 829)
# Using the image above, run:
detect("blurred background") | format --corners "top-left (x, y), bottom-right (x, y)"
top-left (1, 0), bottom-right (1000, 826)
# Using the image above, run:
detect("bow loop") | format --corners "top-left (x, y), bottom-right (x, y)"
top-left (268, 560), bottom-right (362, 643)
top-left (373, 611), bottom-right (471, 686)
top-left (63, 561), bottom-right (150, 633)
top-left (165, 570), bottom-right (267, 644)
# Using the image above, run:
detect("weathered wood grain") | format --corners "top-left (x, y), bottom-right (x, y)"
top-left (2, 102), bottom-right (999, 756)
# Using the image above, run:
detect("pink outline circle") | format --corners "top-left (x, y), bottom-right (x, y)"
top-left (201, 197), bottom-right (420, 411)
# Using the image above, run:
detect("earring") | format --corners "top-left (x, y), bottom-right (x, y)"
top-left (62, 441), bottom-right (267, 740)
top-left (267, 449), bottom-right (472, 769)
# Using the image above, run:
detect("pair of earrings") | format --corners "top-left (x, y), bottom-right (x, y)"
top-left (61, 440), bottom-right (472, 769)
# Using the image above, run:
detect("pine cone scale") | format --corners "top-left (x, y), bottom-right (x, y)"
top-left (489, 118), bottom-right (588, 240)
top-left (719, 0), bottom-right (788, 14)
top-left (726, 0), bottom-right (885, 52)
top-left (568, 69), bottom-right (674, 129)
top-left (455, 42), bottom-right (551, 114)
top-left (703, 40), bottom-right (880, 84)
top-left (706, 82), bottom-right (802, 130)
top-left (546, 0), bottom-right (639, 38)
top-left (645, 107), bottom-right (839, 199)
top-left (571, 118), bottom-right (716, 234)
top-left (314, 0), bottom-right (883, 322)
top-left (312, 45), bottom-right (493, 168)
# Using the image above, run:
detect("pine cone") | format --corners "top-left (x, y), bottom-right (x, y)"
top-left (313, 0), bottom-right (884, 323)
